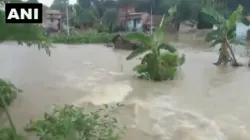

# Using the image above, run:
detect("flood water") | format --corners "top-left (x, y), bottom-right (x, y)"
top-left (1, 33), bottom-right (250, 140)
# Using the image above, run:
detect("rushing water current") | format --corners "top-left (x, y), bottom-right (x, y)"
top-left (1, 33), bottom-right (250, 140)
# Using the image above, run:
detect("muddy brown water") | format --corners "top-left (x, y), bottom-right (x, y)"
top-left (1, 33), bottom-right (250, 140)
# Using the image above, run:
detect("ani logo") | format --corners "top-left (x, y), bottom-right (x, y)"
top-left (5, 3), bottom-right (43, 23)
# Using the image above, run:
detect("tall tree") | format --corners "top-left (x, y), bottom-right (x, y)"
top-left (102, 8), bottom-right (117, 32)
top-left (77, 0), bottom-right (91, 9)
top-left (50, 0), bottom-right (68, 12)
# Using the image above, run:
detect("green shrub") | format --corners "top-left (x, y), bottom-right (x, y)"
top-left (0, 128), bottom-right (24, 140)
top-left (25, 104), bottom-right (123, 140)
top-left (0, 79), bottom-right (21, 107)
top-left (51, 30), bottom-right (116, 44)
top-left (93, 23), bottom-right (109, 33)
top-left (132, 51), bottom-right (185, 81)
top-left (113, 25), bottom-right (126, 32)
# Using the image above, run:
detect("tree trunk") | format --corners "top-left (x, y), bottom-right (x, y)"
top-left (214, 38), bottom-right (242, 66)
top-left (225, 38), bottom-right (239, 65)
top-left (0, 96), bottom-right (17, 139)
top-left (175, 22), bottom-right (180, 31)
top-left (247, 29), bottom-right (250, 40)
top-left (214, 41), bottom-right (229, 65)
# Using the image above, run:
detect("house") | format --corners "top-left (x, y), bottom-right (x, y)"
top-left (126, 12), bottom-right (146, 31)
top-left (141, 14), bottom-right (178, 33)
top-left (42, 10), bottom-right (62, 31)
top-left (117, 5), bottom-right (135, 27)
top-left (117, 4), bottom-right (177, 32)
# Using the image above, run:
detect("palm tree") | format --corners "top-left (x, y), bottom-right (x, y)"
top-left (202, 5), bottom-right (245, 66)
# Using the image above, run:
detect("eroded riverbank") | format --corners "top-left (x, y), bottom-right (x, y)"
top-left (1, 41), bottom-right (250, 140)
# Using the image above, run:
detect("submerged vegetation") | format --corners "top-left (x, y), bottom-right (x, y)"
top-left (0, 80), bottom-right (22, 140)
top-left (51, 30), bottom-right (116, 44)
top-left (25, 104), bottom-right (123, 140)
top-left (0, 1), bottom-right (122, 140)
top-left (1, 0), bottom-right (250, 139)
top-left (0, 79), bottom-right (21, 108)
top-left (124, 8), bottom-right (185, 81)
top-left (202, 5), bottom-right (246, 66)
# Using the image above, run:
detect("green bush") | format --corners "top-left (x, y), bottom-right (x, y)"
top-left (93, 23), bottom-right (109, 33)
top-left (0, 79), bottom-right (22, 140)
top-left (113, 25), bottom-right (126, 32)
top-left (25, 104), bottom-right (123, 140)
top-left (51, 30), bottom-right (116, 44)
top-left (0, 79), bottom-right (21, 107)
top-left (132, 51), bottom-right (185, 81)
top-left (0, 128), bottom-right (24, 140)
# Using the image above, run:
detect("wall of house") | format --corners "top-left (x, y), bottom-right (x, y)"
top-left (42, 19), bottom-right (60, 30)
top-left (118, 5), bottom-right (135, 25)
top-left (42, 10), bottom-right (62, 31)
top-left (127, 19), bottom-right (142, 31)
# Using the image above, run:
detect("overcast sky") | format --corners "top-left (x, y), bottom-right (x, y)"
top-left (38, 0), bottom-right (77, 6)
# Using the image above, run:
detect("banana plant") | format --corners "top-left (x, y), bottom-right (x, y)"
top-left (123, 7), bottom-right (185, 81)
top-left (202, 5), bottom-right (246, 66)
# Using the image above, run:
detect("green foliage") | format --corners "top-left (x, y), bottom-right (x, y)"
top-left (25, 104), bottom-right (124, 140)
top-left (51, 30), bottom-right (116, 44)
top-left (202, 5), bottom-right (246, 47)
top-left (202, 5), bottom-right (246, 66)
top-left (50, 0), bottom-right (241, 30)
top-left (102, 8), bottom-right (117, 32)
top-left (93, 23), bottom-right (109, 33)
top-left (132, 52), bottom-right (184, 80)
top-left (0, 2), bottom-right (51, 139)
top-left (0, 128), bottom-right (24, 140)
top-left (78, 8), bottom-right (97, 26)
top-left (124, 8), bottom-right (185, 81)
top-left (0, 79), bottom-right (21, 107)
top-left (25, 0), bottom-right (38, 3)
top-left (175, 0), bottom-right (195, 21)
top-left (50, 0), bottom-right (68, 12)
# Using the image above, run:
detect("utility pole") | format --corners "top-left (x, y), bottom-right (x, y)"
top-left (66, 0), bottom-right (70, 35)
top-left (150, 0), bottom-right (154, 34)
top-left (150, 6), bottom-right (153, 34)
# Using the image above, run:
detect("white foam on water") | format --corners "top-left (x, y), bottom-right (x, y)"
top-left (214, 115), bottom-right (250, 140)
top-left (83, 61), bottom-right (93, 65)
top-left (108, 71), bottom-right (124, 76)
top-left (127, 95), bottom-right (250, 140)
top-left (97, 68), bottom-right (107, 71)
top-left (73, 82), bottom-right (133, 106)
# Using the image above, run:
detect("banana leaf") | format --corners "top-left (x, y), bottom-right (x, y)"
top-left (126, 46), bottom-right (148, 60)
top-left (201, 7), bottom-right (225, 24)
top-left (124, 32), bottom-right (151, 48)
top-left (158, 43), bottom-right (176, 53)
top-left (226, 5), bottom-right (243, 32)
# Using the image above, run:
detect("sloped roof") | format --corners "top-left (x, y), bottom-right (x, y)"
top-left (46, 10), bottom-right (61, 15)
top-left (44, 9), bottom-right (62, 19)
